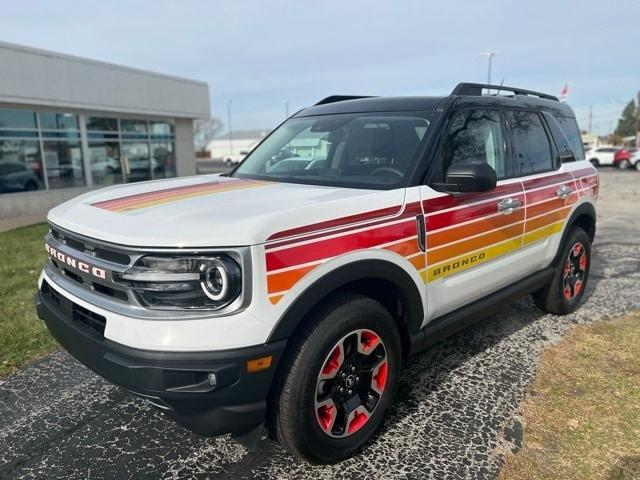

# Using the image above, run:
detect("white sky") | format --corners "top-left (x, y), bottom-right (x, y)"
top-left (2, 0), bottom-right (638, 134)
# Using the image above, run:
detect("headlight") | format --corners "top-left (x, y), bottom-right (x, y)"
top-left (117, 255), bottom-right (242, 310)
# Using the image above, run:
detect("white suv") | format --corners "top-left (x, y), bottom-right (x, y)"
top-left (36, 83), bottom-right (598, 463)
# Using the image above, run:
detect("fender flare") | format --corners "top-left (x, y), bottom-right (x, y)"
top-left (266, 259), bottom-right (425, 342)
top-left (553, 201), bottom-right (596, 265)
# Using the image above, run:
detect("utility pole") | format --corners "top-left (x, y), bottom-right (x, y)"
top-left (284, 100), bottom-right (290, 119)
top-left (226, 100), bottom-right (233, 156)
top-left (480, 51), bottom-right (498, 89)
top-left (588, 106), bottom-right (593, 133)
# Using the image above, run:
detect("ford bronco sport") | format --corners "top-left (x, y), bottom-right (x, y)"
top-left (36, 83), bottom-right (598, 463)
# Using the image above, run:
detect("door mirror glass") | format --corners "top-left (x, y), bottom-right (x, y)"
top-left (437, 162), bottom-right (497, 193)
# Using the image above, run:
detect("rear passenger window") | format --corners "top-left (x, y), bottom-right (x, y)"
top-left (506, 111), bottom-right (554, 176)
top-left (443, 109), bottom-right (507, 179)
top-left (543, 113), bottom-right (575, 162)
top-left (554, 116), bottom-right (585, 160)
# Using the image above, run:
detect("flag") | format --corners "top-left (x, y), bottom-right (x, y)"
top-left (560, 83), bottom-right (569, 102)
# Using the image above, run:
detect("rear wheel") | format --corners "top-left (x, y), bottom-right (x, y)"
top-left (533, 227), bottom-right (591, 315)
top-left (273, 293), bottom-right (401, 463)
top-left (635, 161), bottom-right (640, 171)
top-left (589, 158), bottom-right (600, 167)
top-left (618, 159), bottom-right (630, 169)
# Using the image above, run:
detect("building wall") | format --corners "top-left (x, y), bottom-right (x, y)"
top-left (0, 42), bottom-right (209, 226)
top-left (0, 41), bottom-right (209, 119)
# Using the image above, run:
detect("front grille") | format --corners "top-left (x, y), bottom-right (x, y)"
top-left (51, 227), bottom-right (131, 265)
top-left (48, 226), bottom-right (132, 304)
top-left (41, 280), bottom-right (107, 337)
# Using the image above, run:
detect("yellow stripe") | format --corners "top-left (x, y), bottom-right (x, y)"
top-left (523, 220), bottom-right (564, 246)
top-left (426, 236), bottom-right (523, 282)
top-left (115, 182), bottom-right (271, 212)
top-left (269, 294), bottom-right (284, 305)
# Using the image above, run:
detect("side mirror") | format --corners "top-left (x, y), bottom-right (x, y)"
top-left (436, 162), bottom-right (497, 193)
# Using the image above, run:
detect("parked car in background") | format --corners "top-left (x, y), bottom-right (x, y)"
top-left (627, 148), bottom-right (640, 171)
top-left (0, 161), bottom-right (40, 193)
top-left (585, 146), bottom-right (631, 168)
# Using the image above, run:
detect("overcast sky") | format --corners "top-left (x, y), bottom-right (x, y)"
top-left (2, 0), bottom-right (638, 135)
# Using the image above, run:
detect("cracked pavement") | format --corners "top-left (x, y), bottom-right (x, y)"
top-left (1, 169), bottom-right (639, 479)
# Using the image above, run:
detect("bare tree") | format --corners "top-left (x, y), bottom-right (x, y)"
top-left (193, 117), bottom-right (224, 153)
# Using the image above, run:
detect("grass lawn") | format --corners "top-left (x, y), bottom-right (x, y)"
top-left (499, 311), bottom-right (640, 480)
top-left (0, 223), bottom-right (57, 377)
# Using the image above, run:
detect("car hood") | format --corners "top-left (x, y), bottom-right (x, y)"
top-left (48, 175), bottom-right (406, 247)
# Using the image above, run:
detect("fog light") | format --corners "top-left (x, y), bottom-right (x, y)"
top-left (207, 373), bottom-right (217, 387)
top-left (246, 355), bottom-right (272, 373)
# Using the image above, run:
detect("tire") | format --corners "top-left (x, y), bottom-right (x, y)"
top-left (635, 161), bottom-right (640, 171)
top-left (589, 158), bottom-right (599, 167)
top-left (273, 293), bottom-right (401, 463)
top-left (533, 227), bottom-right (591, 315)
top-left (24, 180), bottom-right (38, 191)
top-left (618, 159), bottom-right (630, 169)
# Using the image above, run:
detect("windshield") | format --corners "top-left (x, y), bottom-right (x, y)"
top-left (232, 112), bottom-right (436, 189)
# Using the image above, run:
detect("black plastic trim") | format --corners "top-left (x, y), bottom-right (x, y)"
top-left (35, 283), bottom-right (286, 437)
top-left (410, 267), bottom-right (555, 354)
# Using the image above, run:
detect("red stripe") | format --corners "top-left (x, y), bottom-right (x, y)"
top-left (266, 219), bottom-right (416, 271)
top-left (425, 193), bottom-right (525, 231)
top-left (525, 181), bottom-right (575, 204)
top-left (267, 205), bottom-right (403, 241)
top-left (571, 167), bottom-right (598, 178)
top-left (521, 172), bottom-right (573, 190)
top-left (266, 201), bottom-right (422, 248)
top-left (422, 183), bottom-right (522, 214)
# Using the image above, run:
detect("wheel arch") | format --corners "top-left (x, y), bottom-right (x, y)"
top-left (266, 259), bottom-right (425, 359)
top-left (553, 201), bottom-right (596, 265)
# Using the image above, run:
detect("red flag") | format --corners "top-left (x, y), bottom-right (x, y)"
top-left (560, 83), bottom-right (569, 101)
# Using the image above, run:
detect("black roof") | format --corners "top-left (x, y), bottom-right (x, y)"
top-left (295, 82), bottom-right (575, 118)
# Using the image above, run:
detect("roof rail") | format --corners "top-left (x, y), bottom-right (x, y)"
top-left (451, 82), bottom-right (559, 101)
top-left (314, 95), bottom-right (375, 106)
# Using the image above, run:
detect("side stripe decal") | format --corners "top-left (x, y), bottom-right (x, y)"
top-left (265, 170), bottom-right (598, 305)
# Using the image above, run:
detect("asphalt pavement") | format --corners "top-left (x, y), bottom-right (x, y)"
top-left (1, 169), bottom-right (639, 480)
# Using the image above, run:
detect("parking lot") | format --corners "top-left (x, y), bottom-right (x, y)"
top-left (0, 168), bottom-right (639, 480)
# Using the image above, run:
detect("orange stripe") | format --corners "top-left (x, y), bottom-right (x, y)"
top-left (269, 294), bottom-right (284, 305)
top-left (526, 206), bottom-right (571, 232)
top-left (383, 238), bottom-right (421, 257)
top-left (427, 223), bottom-right (523, 264)
top-left (408, 254), bottom-right (425, 270)
top-left (527, 197), bottom-right (573, 218)
top-left (428, 210), bottom-right (525, 249)
top-left (267, 264), bottom-right (317, 294)
top-left (267, 239), bottom-right (424, 296)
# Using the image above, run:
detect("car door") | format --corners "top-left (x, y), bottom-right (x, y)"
top-left (419, 108), bottom-right (526, 321)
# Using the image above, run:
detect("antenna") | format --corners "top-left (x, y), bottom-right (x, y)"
top-left (494, 79), bottom-right (505, 96)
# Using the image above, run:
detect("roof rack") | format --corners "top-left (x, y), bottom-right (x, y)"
top-left (451, 82), bottom-right (559, 101)
top-left (314, 95), bottom-right (375, 106)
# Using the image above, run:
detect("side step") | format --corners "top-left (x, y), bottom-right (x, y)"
top-left (410, 267), bottom-right (554, 355)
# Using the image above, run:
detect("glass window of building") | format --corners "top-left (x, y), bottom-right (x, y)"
top-left (122, 142), bottom-right (151, 182)
top-left (0, 109), bottom-right (37, 129)
top-left (150, 121), bottom-right (173, 138)
top-left (89, 141), bottom-right (123, 187)
top-left (0, 140), bottom-right (43, 193)
top-left (86, 116), bottom-right (118, 132)
top-left (39, 112), bottom-right (79, 131)
top-left (43, 140), bottom-right (85, 189)
top-left (151, 142), bottom-right (175, 179)
top-left (121, 119), bottom-right (148, 138)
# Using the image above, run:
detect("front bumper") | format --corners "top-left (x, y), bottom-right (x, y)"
top-left (35, 279), bottom-right (286, 437)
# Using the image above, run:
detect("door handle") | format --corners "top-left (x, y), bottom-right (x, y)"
top-left (497, 198), bottom-right (522, 214)
top-left (556, 185), bottom-right (573, 199)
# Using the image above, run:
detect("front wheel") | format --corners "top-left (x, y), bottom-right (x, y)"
top-left (635, 161), bottom-right (640, 171)
top-left (533, 227), bottom-right (591, 315)
top-left (273, 293), bottom-right (401, 463)
top-left (618, 159), bottom-right (630, 169)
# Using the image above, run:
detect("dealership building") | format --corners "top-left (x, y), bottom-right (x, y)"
top-left (0, 41), bottom-right (210, 228)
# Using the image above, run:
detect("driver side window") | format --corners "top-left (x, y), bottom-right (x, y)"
top-left (443, 109), bottom-right (507, 179)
